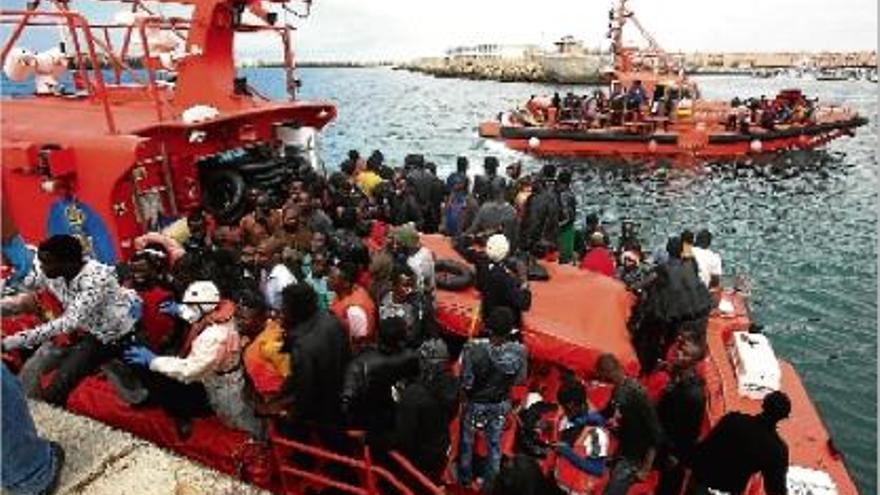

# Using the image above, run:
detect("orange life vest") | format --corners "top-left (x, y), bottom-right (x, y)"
top-left (330, 286), bottom-right (377, 346)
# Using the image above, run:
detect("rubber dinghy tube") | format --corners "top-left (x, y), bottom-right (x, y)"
top-left (435, 259), bottom-right (475, 291)
top-left (201, 169), bottom-right (246, 224)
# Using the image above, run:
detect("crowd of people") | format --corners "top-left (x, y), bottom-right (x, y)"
top-left (521, 80), bottom-right (695, 129)
top-left (1, 150), bottom-right (791, 495)
top-left (517, 81), bottom-right (819, 136)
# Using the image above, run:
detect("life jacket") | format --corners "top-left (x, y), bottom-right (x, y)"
top-left (554, 417), bottom-right (610, 495)
top-left (179, 299), bottom-right (236, 357)
top-left (331, 286), bottom-right (377, 347)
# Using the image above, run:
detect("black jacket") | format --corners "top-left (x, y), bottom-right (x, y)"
top-left (283, 311), bottom-right (350, 425)
top-left (643, 258), bottom-right (712, 325)
top-left (521, 188), bottom-right (560, 254)
top-left (341, 346), bottom-right (418, 435)
top-left (393, 372), bottom-right (459, 478)
top-left (691, 412), bottom-right (789, 495)
top-left (657, 371), bottom-right (706, 463)
top-left (473, 174), bottom-right (507, 204)
top-left (477, 261), bottom-right (532, 329)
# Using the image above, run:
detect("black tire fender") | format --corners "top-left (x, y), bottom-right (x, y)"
top-left (201, 169), bottom-right (246, 223)
top-left (435, 259), bottom-right (475, 291)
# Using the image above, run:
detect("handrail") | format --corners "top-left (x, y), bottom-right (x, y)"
top-left (270, 428), bottom-right (441, 495)
top-left (388, 451), bottom-right (446, 495)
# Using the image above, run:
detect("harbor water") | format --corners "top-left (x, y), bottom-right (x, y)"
top-left (2, 67), bottom-right (875, 492)
top-left (248, 67), bottom-right (878, 493)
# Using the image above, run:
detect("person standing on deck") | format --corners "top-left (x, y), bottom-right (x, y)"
top-left (691, 229), bottom-right (722, 289)
top-left (594, 353), bottom-right (661, 495)
top-left (556, 170), bottom-right (578, 264)
top-left (458, 307), bottom-right (528, 493)
top-left (688, 391), bottom-right (791, 495)
top-left (2, 363), bottom-right (66, 495)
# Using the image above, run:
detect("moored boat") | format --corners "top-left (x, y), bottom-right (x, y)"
top-left (0, 1), bottom-right (863, 494)
top-left (478, 0), bottom-right (868, 162)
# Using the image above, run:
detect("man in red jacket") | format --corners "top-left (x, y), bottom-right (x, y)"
top-left (579, 232), bottom-right (616, 278)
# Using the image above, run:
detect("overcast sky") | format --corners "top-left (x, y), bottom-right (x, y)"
top-left (278, 0), bottom-right (878, 61)
top-left (3, 0), bottom-right (877, 61)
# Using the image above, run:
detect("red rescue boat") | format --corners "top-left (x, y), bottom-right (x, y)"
top-left (0, 1), bottom-right (861, 494)
top-left (478, 0), bottom-right (867, 162)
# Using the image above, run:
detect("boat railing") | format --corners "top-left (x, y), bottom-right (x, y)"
top-left (1, 8), bottom-right (123, 133)
top-left (269, 426), bottom-right (444, 495)
top-left (1, 2), bottom-right (303, 134)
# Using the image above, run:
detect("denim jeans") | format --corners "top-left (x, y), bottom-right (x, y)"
top-left (2, 364), bottom-right (59, 495)
top-left (457, 400), bottom-right (509, 489)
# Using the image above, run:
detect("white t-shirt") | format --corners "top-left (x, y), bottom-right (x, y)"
top-left (692, 246), bottom-right (722, 287)
top-left (261, 264), bottom-right (297, 311)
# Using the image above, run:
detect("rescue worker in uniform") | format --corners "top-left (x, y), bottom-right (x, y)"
top-left (124, 281), bottom-right (265, 440)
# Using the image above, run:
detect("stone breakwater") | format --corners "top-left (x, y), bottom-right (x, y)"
top-left (397, 57), bottom-right (548, 83)
top-left (397, 55), bottom-right (608, 84)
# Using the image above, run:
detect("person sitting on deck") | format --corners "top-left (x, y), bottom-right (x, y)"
top-left (688, 391), bottom-right (791, 495)
top-left (553, 380), bottom-right (610, 494)
top-left (1, 235), bottom-right (141, 406)
top-left (124, 280), bottom-right (265, 439)
top-left (594, 353), bottom-right (661, 495)
top-left (458, 306), bottom-right (528, 493)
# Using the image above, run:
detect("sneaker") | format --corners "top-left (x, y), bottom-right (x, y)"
top-left (39, 441), bottom-right (65, 495)
top-left (102, 359), bottom-right (149, 405)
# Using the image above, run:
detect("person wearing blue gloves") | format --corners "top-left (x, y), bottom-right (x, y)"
top-left (124, 280), bottom-right (265, 440)
top-left (0, 235), bottom-right (141, 406)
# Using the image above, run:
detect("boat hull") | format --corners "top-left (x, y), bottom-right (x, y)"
top-left (479, 117), bottom-right (868, 160)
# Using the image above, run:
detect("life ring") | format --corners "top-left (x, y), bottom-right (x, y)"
top-left (435, 259), bottom-right (475, 291)
top-left (201, 169), bottom-right (246, 223)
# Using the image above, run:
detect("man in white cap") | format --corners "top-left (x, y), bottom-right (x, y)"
top-left (124, 280), bottom-right (264, 440)
top-left (476, 234), bottom-right (532, 330)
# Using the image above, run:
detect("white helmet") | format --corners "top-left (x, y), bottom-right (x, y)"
top-left (182, 281), bottom-right (221, 304)
top-left (486, 234), bottom-right (510, 262)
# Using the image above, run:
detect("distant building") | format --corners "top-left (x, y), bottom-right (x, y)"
top-left (445, 43), bottom-right (539, 61)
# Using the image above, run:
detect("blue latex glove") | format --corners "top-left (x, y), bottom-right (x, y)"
top-left (124, 345), bottom-right (157, 367)
top-left (128, 297), bottom-right (143, 321)
top-left (158, 300), bottom-right (181, 317)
